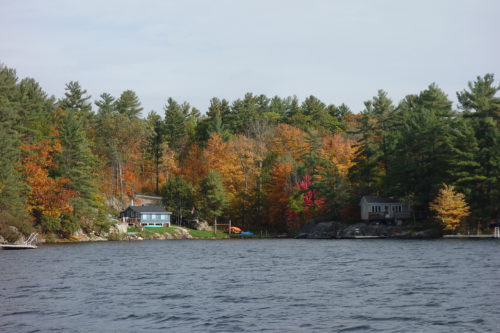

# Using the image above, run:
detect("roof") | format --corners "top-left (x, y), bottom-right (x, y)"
top-left (361, 196), bottom-right (400, 204)
top-left (124, 205), bottom-right (171, 213)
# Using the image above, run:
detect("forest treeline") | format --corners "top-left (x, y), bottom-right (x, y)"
top-left (0, 63), bottom-right (499, 239)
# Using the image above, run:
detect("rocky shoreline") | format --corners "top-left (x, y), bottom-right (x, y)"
top-left (0, 219), bottom-right (449, 246)
top-left (296, 219), bottom-right (442, 239)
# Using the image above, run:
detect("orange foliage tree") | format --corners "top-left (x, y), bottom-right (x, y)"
top-left (266, 160), bottom-right (295, 232)
top-left (20, 135), bottom-right (76, 221)
top-left (429, 184), bottom-right (470, 232)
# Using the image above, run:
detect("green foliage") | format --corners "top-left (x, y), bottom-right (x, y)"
top-left (162, 176), bottom-right (194, 225)
top-left (147, 111), bottom-right (165, 194)
top-left (1, 61), bottom-right (499, 236)
top-left (0, 223), bottom-right (21, 243)
top-left (188, 229), bottom-right (227, 239)
top-left (200, 171), bottom-right (228, 222)
top-left (0, 65), bottom-right (29, 227)
top-left (54, 109), bottom-right (98, 216)
top-left (40, 215), bottom-right (61, 233)
top-left (164, 97), bottom-right (188, 151)
top-left (94, 220), bottom-right (111, 234)
top-left (115, 90), bottom-right (143, 118)
top-left (60, 213), bottom-right (80, 236)
top-left (59, 81), bottom-right (92, 125)
top-left (456, 74), bottom-right (500, 221)
top-left (288, 189), bottom-right (304, 214)
top-left (95, 93), bottom-right (116, 116)
top-left (386, 85), bottom-right (454, 208)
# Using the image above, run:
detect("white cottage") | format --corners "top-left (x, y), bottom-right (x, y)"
top-left (360, 196), bottom-right (406, 222)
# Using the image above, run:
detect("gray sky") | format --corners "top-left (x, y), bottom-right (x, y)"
top-left (1, 0), bottom-right (499, 116)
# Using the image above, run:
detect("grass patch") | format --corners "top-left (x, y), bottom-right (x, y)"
top-left (127, 225), bottom-right (228, 239)
top-left (188, 229), bottom-right (228, 239)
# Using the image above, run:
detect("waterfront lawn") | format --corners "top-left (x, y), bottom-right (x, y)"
top-left (188, 229), bottom-right (228, 239)
top-left (127, 226), bottom-right (228, 239)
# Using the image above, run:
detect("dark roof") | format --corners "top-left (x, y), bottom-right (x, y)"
top-left (125, 205), bottom-right (171, 213)
top-left (361, 196), bottom-right (400, 204)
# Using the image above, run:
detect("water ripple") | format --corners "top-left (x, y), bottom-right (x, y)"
top-left (1, 239), bottom-right (499, 332)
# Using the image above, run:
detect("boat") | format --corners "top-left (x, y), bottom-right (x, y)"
top-left (0, 233), bottom-right (38, 250)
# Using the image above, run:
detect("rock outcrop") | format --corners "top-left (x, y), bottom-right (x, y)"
top-left (297, 219), bottom-right (441, 239)
top-left (110, 222), bottom-right (129, 234)
top-left (185, 219), bottom-right (212, 231)
top-left (296, 220), bottom-right (342, 239)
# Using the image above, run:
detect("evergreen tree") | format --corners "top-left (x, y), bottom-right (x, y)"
top-left (115, 90), bottom-right (143, 118)
top-left (59, 81), bottom-right (92, 115)
top-left (162, 176), bottom-right (194, 225)
top-left (18, 78), bottom-right (55, 138)
top-left (388, 85), bottom-right (454, 208)
top-left (200, 171), bottom-right (227, 224)
top-left (53, 109), bottom-right (98, 224)
top-left (164, 97), bottom-right (187, 152)
top-left (457, 74), bottom-right (500, 220)
top-left (0, 65), bottom-right (30, 232)
top-left (95, 93), bottom-right (116, 116)
top-left (349, 91), bottom-right (394, 196)
top-left (147, 111), bottom-right (165, 194)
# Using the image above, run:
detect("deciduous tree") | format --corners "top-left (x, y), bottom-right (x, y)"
top-left (429, 184), bottom-right (470, 232)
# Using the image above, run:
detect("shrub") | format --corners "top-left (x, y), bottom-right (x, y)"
top-left (0, 223), bottom-right (21, 243)
top-left (40, 215), bottom-right (61, 233)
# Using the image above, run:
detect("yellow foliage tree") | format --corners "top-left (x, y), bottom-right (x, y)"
top-left (429, 184), bottom-right (470, 232)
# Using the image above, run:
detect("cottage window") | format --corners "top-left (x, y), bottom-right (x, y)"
top-left (161, 215), bottom-right (166, 220)
top-left (143, 214), bottom-right (151, 220)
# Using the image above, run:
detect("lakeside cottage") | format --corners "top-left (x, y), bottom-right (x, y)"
top-left (120, 205), bottom-right (172, 228)
top-left (360, 196), bottom-right (410, 224)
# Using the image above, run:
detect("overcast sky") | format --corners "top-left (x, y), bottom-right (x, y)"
top-left (1, 0), bottom-right (499, 116)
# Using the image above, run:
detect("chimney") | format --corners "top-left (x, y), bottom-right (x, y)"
top-left (131, 200), bottom-right (134, 206)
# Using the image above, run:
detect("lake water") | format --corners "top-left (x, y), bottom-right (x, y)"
top-left (1, 239), bottom-right (499, 332)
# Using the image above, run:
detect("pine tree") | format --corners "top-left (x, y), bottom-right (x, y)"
top-left (59, 81), bottom-right (92, 115)
top-left (387, 85), bottom-right (454, 208)
top-left (162, 176), bottom-right (193, 225)
top-left (0, 65), bottom-right (30, 231)
top-left (95, 93), bottom-right (116, 116)
top-left (200, 171), bottom-right (227, 225)
top-left (457, 74), bottom-right (500, 220)
top-left (115, 90), bottom-right (143, 118)
top-left (164, 97), bottom-right (187, 152)
top-left (147, 111), bottom-right (165, 194)
top-left (53, 109), bottom-right (98, 223)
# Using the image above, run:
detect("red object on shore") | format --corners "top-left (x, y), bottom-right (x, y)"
top-left (225, 226), bottom-right (242, 234)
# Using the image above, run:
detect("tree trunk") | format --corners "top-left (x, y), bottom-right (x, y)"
top-left (155, 154), bottom-right (159, 194)
top-left (118, 160), bottom-right (124, 203)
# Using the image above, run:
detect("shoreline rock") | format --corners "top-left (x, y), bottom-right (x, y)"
top-left (297, 219), bottom-right (442, 239)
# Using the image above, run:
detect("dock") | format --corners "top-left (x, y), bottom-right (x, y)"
top-left (443, 234), bottom-right (495, 239)
top-left (1, 244), bottom-right (37, 250)
top-left (0, 232), bottom-right (39, 250)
